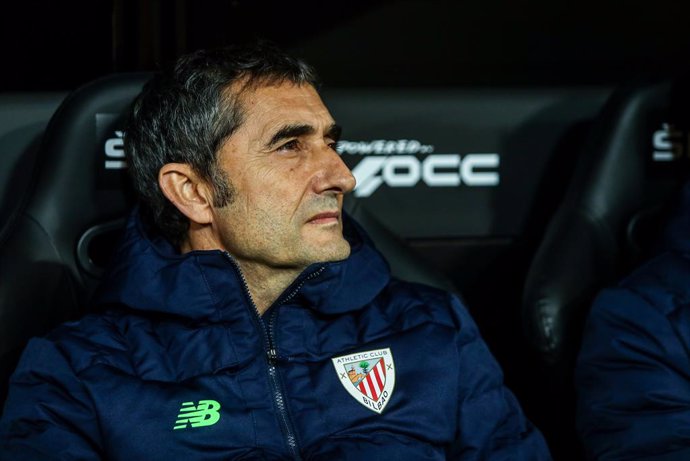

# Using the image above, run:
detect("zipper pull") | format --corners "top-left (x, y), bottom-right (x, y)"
top-left (267, 349), bottom-right (278, 363)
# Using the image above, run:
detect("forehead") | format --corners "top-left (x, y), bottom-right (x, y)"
top-left (234, 83), bottom-right (334, 139)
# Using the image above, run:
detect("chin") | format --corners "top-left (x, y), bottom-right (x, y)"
top-left (308, 239), bottom-right (351, 263)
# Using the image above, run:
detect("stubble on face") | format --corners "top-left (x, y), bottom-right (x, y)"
top-left (209, 82), bottom-right (354, 273)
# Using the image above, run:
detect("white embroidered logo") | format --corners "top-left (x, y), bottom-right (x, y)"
top-left (331, 347), bottom-right (395, 414)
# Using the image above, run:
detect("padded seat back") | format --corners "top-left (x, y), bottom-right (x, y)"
top-left (0, 93), bottom-right (65, 242)
top-left (0, 74), bottom-right (150, 403)
top-left (524, 79), bottom-right (690, 366)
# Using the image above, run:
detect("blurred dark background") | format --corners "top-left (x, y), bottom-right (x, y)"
top-left (1, 0), bottom-right (689, 91)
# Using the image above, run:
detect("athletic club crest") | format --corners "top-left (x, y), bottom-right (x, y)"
top-left (331, 347), bottom-right (395, 414)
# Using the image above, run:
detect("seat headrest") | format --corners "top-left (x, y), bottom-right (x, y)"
top-left (26, 73), bottom-right (152, 276)
top-left (0, 93), bottom-right (66, 246)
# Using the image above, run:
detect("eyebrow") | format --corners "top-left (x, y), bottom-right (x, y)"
top-left (265, 122), bottom-right (342, 149)
top-left (326, 123), bottom-right (342, 142)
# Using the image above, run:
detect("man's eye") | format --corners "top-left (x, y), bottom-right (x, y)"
top-left (278, 140), bottom-right (300, 152)
top-left (328, 141), bottom-right (339, 151)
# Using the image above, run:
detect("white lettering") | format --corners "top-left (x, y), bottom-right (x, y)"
top-left (653, 123), bottom-right (683, 162)
top-left (382, 156), bottom-right (419, 187)
top-left (422, 154), bottom-right (460, 186)
top-left (654, 129), bottom-right (672, 150)
top-left (105, 160), bottom-right (127, 169)
top-left (104, 131), bottom-right (127, 169)
top-left (105, 131), bottom-right (124, 158)
top-left (353, 157), bottom-right (387, 198)
top-left (461, 153), bottom-right (500, 186)
top-left (352, 153), bottom-right (500, 197)
top-left (338, 139), bottom-right (434, 155)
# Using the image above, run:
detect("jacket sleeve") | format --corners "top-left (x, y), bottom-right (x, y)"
top-left (576, 287), bottom-right (690, 461)
top-left (0, 337), bottom-right (103, 460)
top-left (447, 296), bottom-right (552, 460)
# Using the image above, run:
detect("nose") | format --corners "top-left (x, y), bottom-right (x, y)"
top-left (314, 144), bottom-right (356, 195)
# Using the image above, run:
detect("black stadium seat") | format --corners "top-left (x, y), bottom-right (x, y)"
top-left (522, 77), bottom-right (690, 458)
top-left (0, 74), bottom-right (150, 403)
top-left (0, 93), bottom-right (65, 242)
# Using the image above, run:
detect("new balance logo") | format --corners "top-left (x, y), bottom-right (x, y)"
top-left (173, 400), bottom-right (221, 430)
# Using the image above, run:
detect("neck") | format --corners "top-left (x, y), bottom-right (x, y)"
top-left (180, 224), bottom-right (303, 315)
top-left (238, 261), bottom-right (303, 315)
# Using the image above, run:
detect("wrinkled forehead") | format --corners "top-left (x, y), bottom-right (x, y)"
top-left (228, 82), bottom-right (335, 142)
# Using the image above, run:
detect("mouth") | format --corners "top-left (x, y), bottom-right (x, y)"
top-left (307, 211), bottom-right (340, 225)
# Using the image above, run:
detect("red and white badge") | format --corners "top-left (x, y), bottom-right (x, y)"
top-left (331, 347), bottom-right (395, 414)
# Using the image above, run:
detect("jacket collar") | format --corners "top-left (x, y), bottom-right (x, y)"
top-left (94, 207), bottom-right (391, 322)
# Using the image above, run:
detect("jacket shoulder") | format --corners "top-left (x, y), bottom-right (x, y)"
top-left (36, 311), bottom-right (133, 376)
top-left (577, 251), bottom-right (690, 459)
top-left (382, 279), bottom-right (472, 332)
top-left (614, 251), bottom-right (690, 317)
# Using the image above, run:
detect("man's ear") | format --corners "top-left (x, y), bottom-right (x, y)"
top-left (158, 163), bottom-right (214, 225)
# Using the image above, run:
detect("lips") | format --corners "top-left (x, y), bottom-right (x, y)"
top-left (307, 211), bottom-right (340, 224)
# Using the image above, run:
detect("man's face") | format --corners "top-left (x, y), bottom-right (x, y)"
top-left (210, 82), bottom-right (356, 271)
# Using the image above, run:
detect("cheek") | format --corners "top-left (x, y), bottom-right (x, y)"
top-left (253, 181), bottom-right (302, 216)
top-left (230, 172), bottom-right (307, 237)
top-left (242, 199), bottom-right (291, 240)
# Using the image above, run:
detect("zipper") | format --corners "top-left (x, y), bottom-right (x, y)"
top-left (265, 266), bottom-right (325, 457)
top-left (221, 252), bottom-right (272, 354)
top-left (266, 347), bottom-right (300, 459)
top-left (267, 266), bottom-right (326, 354)
top-left (222, 253), bottom-right (325, 460)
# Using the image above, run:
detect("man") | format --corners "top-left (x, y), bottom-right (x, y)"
top-left (576, 182), bottom-right (690, 460)
top-left (0, 42), bottom-right (550, 459)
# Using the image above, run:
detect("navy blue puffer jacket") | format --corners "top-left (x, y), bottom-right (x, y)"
top-left (0, 212), bottom-right (550, 460)
top-left (576, 183), bottom-right (690, 460)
